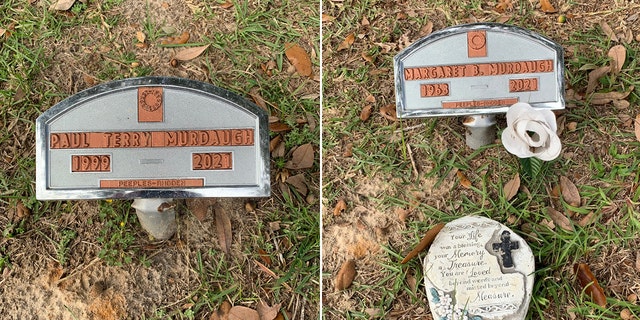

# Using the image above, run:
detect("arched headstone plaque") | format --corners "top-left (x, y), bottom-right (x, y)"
top-left (36, 77), bottom-right (270, 200)
top-left (395, 23), bottom-right (564, 118)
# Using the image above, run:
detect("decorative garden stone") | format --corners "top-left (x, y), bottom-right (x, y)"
top-left (424, 216), bottom-right (535, 320)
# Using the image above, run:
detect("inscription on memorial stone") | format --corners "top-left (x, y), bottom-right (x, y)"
top-left (394, 23), bottom-right (564, 117)
top-left (36, 77), bottom-right (270, 200)
top-left (424, 216), bottom-right (534, 320)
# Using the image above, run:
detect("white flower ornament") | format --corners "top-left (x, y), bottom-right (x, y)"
top-left (501, 102), bottom-right (561, 161)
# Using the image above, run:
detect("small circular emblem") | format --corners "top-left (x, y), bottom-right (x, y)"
top-left (469, 33), bottom-right (486, 50)
top-left (140, 89), bottom-right (162, 112)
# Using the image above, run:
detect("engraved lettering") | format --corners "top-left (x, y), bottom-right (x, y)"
top-left (510, 78), bottom-right (539, 92)
top-left (49, 129), bottom-right (254, 149)
top-left (442, 98), bottom-right (519, 109)
top-left (403, 59), bottom-right (554, 80)
top-left (420, 83), bottom-right (450, 97)
top-left (71, 155), bottom-right (111, 172)
top-left (100, 178), bottom-right (204, 188)
top-left (192, 152), bottom-right (233, 170)
top-left (166, 131), bottom-right (177, 146)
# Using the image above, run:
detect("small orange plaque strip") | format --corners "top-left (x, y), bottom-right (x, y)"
top-left (420, 83), bottom-right (450, 97)
top-left (72, 155), bottom-right (111, 172)
top-left (138, 87), bottom-right (163, 122)
top-left (509, 78), bottom-right (539, 92)
top-left (50, 129), bottom-right (254, 149)
top-left (467, 31), bottom-right (487, 58)
top-left (442, 98), bottom-right (519, 109)
top-left (404, 59), bottom-right (554, 81)
top-left (192, 152), bottom-right (232, 170)
top-left (100, 178), bottom-right (204, 189)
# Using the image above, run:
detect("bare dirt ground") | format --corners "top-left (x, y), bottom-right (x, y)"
top-left (1, 0), bottom-right (319, 319)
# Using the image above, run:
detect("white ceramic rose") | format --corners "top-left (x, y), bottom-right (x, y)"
top-left (501, 102), bottom-right (561, 161)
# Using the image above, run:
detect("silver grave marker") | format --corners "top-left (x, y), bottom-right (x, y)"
top-left (36, 77), bottom-right (269, 200)
top-left (394, 23), bottom-right (564, 149)
top-left (424, 216), bottom-right (535, 320)
top-left (36, 77), bottom-right (270, 200)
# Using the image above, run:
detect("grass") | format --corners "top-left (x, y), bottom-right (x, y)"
top-left (1, 0), bottom-right (319, 318)
top-left (322, 0), bottom-right (640, 319)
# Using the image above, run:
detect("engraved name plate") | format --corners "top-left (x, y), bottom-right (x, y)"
top-left (424, 216), bottom-right (534, 320)
top-left (36, 77), bottom-right (270, 200)
top-left (394, 23), bottom-right (564, 118)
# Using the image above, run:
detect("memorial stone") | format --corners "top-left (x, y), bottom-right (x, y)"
top-left (424, 216), bottom-right (534, 320)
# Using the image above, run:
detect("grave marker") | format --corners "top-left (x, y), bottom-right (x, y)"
top-left (36, 77), bottom-right (270, 200)
top-left (394, 23), bottom-right (564, 118)
top-left (424, 216), bottom-right (534, 320)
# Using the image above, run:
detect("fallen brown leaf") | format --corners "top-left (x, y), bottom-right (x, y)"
top-left (219, 1), bottom-right (233, 9)
top-left (272, 140), bottom-right (285, 158)
top-left (546, 206), bottom-right (574, 232)
top-left (136, 31), bottom-right (146, 43)
top-left (286, 173), bottom-right (308, 195)
top-left (214, 203), bottom-right (232, 254)
top-left (257, 300), bottom-right (281, 320)
top-left (269, 136), bottom-right (282, 152)
top-left (210, 300), bottom-right (232, 320)
top-left (174, 44), bottom-right (209, 61)
top-left (401, 223), bottom-right (445, 264)
top-left (82, 74), bottom-right (97, 86)
top-left (335, 259), bottom-right (356, 290)
top-left (161, 31), bottom-right (190, 45)
top-left (257, 248), bottom-right (272, 266)
top-left (456, 170), bottom-right (472, 189)
top-left (361, 52), bottom-right (373, 63)
top-left (186, 198), bottom-right (216, 221)
top-left (50, 0), bottom-right (75, 10)
top-left (360, 105), bottom-right (373, 121)
top-left (600, 21), bottom-right (618, 42)
top-left (635, 114), bottom-right (640, 142)
top-left (342, 142), bottom-right (353, 157)
top-left (337, 33), bottom-right (355, 51)
top-left (560, 176), bottom-right (581, 207)
top-left (496, 0), bottom-right (513, 13)
top-left (590, 87), bottom-right (633, 104)
top-left (229, 306), bottom-right (260, 320)
top-left (575, 263), bottom-right (607, 307)
top-left (608, 45), bottom-right (626, 74)
top-left (539, 0), bottom-right (557, 13)
top-left (503, 173), bottom-right (520, 201)
top-left (15, 200), bottom-right (31, 221)
top-left (577, 212), bottom-right (597, 227)
top-left (285, 143), bottom-right (314, 170)
top-left (379, 104), bottom-right (397, 121)
top-left (612, 99), bottom-right (630, 109)
top-left (333, 198), bottom-right (347, 216)
top-left (586, 66), bottom-right (610, 94)
top-left (269, 122), bottom-right (292, 133)
top-left (419, 21), bottom-right (434, 37)
top-left (321, 14), bottom-right (335, 22)
top-left (396, 208), bottom-right (410, 223)
top-left (249, 87), bottom-right (267, 110)
top-left (0, 28), bottom-right (6, 39)
top-left (284, 43), bottom-right (312, 77)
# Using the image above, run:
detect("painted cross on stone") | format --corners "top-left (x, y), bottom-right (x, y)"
top-left (492, 230), bottom-right (519, 268)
